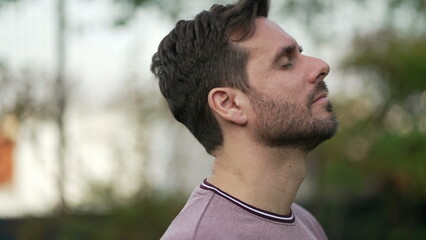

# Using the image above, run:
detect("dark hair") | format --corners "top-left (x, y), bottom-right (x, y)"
top-left (151, 0), bottom-right (270, 155)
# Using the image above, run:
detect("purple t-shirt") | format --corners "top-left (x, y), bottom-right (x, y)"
top-left (161, 180), bottom-right (328, 240)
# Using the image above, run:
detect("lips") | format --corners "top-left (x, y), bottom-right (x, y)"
top-left (312, 92), bottom-right (328, 103)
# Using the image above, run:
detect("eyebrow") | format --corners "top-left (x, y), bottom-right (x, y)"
top-left (271, 44), bottom-right (303, 66)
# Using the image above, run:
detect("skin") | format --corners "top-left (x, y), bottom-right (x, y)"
top-left (207, 17), bottom-right (334, 215)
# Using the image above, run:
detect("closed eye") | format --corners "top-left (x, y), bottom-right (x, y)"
top-left (281, 63), bottom-right (292, 69)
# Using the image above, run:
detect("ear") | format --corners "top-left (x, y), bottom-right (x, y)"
top-left (208, 87), bottom-right (248, 126)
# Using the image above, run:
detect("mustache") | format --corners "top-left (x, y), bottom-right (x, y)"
top-left (308, 81), bottom-right (329, 104)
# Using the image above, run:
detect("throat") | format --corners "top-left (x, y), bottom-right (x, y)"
top-left (208, 151), bottom-right (307, 216)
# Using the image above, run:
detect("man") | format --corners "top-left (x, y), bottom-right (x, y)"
top-left (151, 0), bottom-right (338, 239)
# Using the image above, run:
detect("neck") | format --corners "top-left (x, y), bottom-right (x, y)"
top-left (208, 143), bottom-right (308, 216)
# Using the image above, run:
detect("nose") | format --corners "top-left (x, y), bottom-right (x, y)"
top-left (307, 56), bottom-right (330, 84)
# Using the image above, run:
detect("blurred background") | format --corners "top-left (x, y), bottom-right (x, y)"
top-left (0, 0), bottom-right (425, 239)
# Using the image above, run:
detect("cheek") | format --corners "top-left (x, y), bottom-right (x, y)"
top-left (248, 66), bottom-right (309, 104)
top-left (271, 82), bottom-right (306, 105)
top-left (279, 73), bottom-right (309, 103)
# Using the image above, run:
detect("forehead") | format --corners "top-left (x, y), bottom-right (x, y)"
top-left (236, 17), bottom-right (297, 59)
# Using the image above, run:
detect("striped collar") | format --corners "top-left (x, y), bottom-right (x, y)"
top-left (200, 179), bottom-right (295, 223)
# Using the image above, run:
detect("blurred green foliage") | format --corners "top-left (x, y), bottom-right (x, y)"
top-left (0, 194), bottom-right (186, 240)
top-left (0, 0), bottom-right (17, 5)
top-left (344, 31), bottom-right (426, 102)
top-left (310, 27), bottom-right (426, 239)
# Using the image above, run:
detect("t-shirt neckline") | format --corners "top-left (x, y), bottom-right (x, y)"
top-left (200, 179), bottom-right (295, 223)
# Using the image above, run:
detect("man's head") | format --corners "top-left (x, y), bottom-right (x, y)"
top-left (151, 0), bottom-right (269, 155)
top-left (151, 0), bottom-right (337, 155)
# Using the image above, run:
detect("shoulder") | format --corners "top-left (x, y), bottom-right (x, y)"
top-left (161, 185), bottom-right (257, 240)
top-left (161, 187), bottom-right (216, 240)
top-left (292, 203), bottom-right (328, 240)
top-left (292, 203), bottom-right (315, 219)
